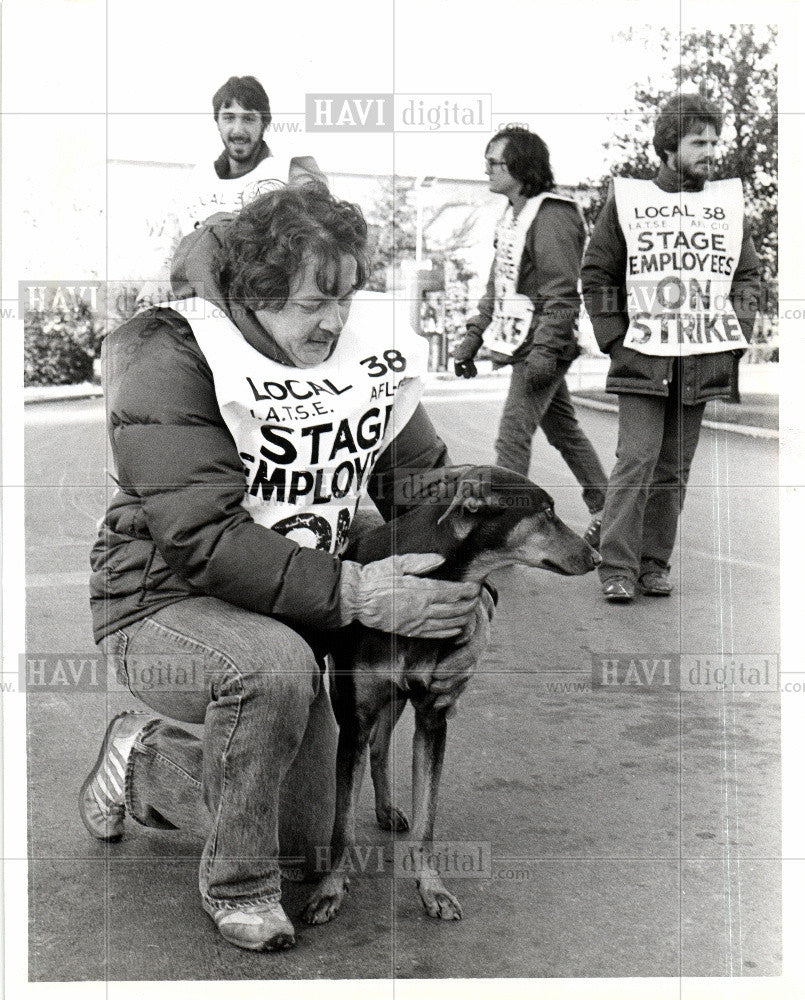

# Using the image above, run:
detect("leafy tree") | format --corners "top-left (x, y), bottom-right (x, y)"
top-left (363, 178), bottom-right (479, 367)
top-left (586, 25), bottom-right (777, 319)
top-left (365, 177), bottom-right (477, 292)
top-left (364, 178), bottom-right (416, 290)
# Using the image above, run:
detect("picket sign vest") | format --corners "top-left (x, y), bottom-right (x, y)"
top-left (485, 192), bottom-right (585, 358)
top-left (175, 154), bottom-right (295, 236)
top-left (614, 177), bottom-right (748, 356)
top-left (176, 293), bottom-right (428, 555)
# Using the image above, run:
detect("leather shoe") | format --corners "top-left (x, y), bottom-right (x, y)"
top-left (639, 571), bottom-right (673, 596)
top-left (602, 577), bottom-right (636, 602)
top-left (583, 515), bottom-right (602, 551)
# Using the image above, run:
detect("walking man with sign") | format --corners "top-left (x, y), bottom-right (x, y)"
top-left (452, 127), bottom-right (608, 545)
top-left (582, 94), bottom-right (762, 602)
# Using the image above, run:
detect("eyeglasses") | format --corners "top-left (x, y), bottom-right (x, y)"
top-left (485, 158), bottom-right (507, 169)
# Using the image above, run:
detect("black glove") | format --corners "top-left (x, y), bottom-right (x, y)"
top-left (525, 347), bottom-right (558, 391)
top-left (453, 331), bottom-right (483, 379)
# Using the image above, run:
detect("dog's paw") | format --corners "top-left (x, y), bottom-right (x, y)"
top-left (375, 803), bottom-right (410, 832)
top-left (301, 875), bottom-right (350, 925)
top-left (417, 881), bottom-right (463, 921)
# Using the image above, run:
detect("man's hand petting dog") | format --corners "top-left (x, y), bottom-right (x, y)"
top-left (338, 553), bottom-right (481, 638)
top-left (408, 587), bottom-right (494, 715)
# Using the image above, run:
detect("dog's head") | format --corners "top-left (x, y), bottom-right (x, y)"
top-left (436, 465), bottom-right (599, 578)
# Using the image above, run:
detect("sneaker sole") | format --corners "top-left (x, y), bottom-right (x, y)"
top-left (78, 710), bottom-right (140, 842)
top-left (603, 592), bottom-right (634, 603)
top-left (216, 927), bottom-right (296, 951)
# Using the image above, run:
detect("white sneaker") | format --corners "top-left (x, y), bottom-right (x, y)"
top-left (78, 711), bottom-right (151, 841)
top-left (203, 898), bottom-right (296, 951)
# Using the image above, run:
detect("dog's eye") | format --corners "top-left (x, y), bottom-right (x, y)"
top-left (543, 507), bottom-right (554, 520)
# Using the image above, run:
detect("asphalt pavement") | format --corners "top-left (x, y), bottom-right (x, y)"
top-left (23, 390), bottom-right (781, 982)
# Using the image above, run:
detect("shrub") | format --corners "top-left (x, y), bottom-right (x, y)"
top-left (24, 303), bottom-right (103, 386)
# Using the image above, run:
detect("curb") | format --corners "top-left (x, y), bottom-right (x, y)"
top-left (24, 386), bottom-right (103, 405)
top-left (22, 382), bottom-right (777, 439)
top-left (571, 395), bottom-right (779, 440)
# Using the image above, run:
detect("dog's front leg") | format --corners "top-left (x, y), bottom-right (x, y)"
top-left (370, 695), bottom-right (410, 832)
top-left (408, 706), bottom-right (462, 920)
top-left (302, 719), bottom-right (368, 925)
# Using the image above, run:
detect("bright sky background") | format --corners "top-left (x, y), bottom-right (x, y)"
top-left (2, 0), bottom-right (789, 181)
top-left (1, 0), bottom-right (797, 277)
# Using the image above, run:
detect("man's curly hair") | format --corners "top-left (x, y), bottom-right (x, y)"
top-left (218, 185), bottom-right (370, 310)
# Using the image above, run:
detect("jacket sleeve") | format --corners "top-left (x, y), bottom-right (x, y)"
top-left (367, 403), bottom-right (450, 520)
top-left (729, 222), bottom-right (763, 345)
top-left (581, 195), bottom-right (629, 353)
top-left (465, 257), bottom-right (496, 337)
top-left (524, 200), bottom-right (584, 354)
top-left (288, 156), bottom-right (328, 188)
top-left (108, 321), bottom-right (344, 630)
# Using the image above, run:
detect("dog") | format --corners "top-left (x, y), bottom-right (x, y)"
top-left (302, 465), bottom-right (598, 924)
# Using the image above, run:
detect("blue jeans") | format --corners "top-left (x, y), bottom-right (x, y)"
top-left (105, 596), bottom-right (337, 910)
top-left (495, 360), bottom-right (608, 515)
top-left (598, 369), bottom-right (706, 583)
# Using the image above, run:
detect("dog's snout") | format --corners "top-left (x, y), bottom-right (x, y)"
top-left (515, 516), bottom-right (601, 576)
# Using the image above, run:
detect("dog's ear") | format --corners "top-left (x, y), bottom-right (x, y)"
top-left (436, 485), bottom-right (501, 540)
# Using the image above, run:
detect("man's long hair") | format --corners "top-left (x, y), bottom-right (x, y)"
top-left (212, 75), bottom-right (272, 127)
top-left (487, 127), bottom-right (555, 198)
top-left (652, 94), bottom-right (722, 165)
top-left (218, 185), bottom-right (369, 310)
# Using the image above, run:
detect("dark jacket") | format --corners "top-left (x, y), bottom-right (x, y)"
top-left (581, 165), bottom-right (762, 404)
top-left (467, 197), bottom-right (585, 363)
top-left (89, 226), bottom-right (449, 643)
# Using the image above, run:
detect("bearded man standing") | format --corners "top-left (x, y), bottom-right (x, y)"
top-left (582, 94), bottom-right (761, 602)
